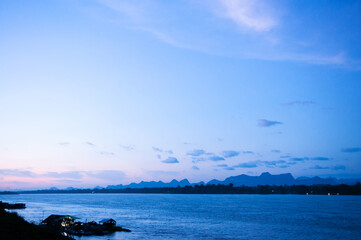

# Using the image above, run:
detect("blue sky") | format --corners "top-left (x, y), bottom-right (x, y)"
top-left (1, 0), bottom-right (361, 190)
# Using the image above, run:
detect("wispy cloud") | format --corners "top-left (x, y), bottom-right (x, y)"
top-left (242, 151), bottom-right (254, 154)
top-left (310, 165), bottom-right (329, 170)
top-left (120, 144), bottom-right (134, 151)
top-left (161, 157), bottom-right (179, 164)
top-left (100, 151), bottom-right (115, 156)
top-left (225, 167), bottom-right (236, 170)
top-left (290, 156), bottom-right (330, 162)
top-left (310, 165), bottom-right (346, 171)
top-left (58, 142), bottom-right (70, 146)
top-left (216, 164), bottom-right (228, 168)
top-left (0, 169), bottom-right (35, 178)
top-left (43, 171), bottom-right (83, 179)
top-left (341, 147), bottom-right (361, 153)
top-left (216, 0), bottom-right (277, 32)
top-left (233, 161), bottom-right (259, 168)
top-left (282, 100), bottom-right (316, 106)
top-left (86, 170), bottom-right (126, 181)
top-left (208, 155), bottom-right (225, 161)
top-left (333, 165), bottom-right (346, 170)
top-left (187, 149), bottom-right (206, 157)
top-left (258, 119), bottom-right (282, 127)
top-left (191, 157), bottom-right (206, 163)
top-left (192, 166), bottom-right (200, 170)
top-left (165, 150), bottom-right (174, 154)
top-left (215, 164), bottom-right (235, 171)
top-left (152, 147), bottom-right (163, 152)
top-left (221, 150), bottom-right (240, 158)
top-left (95, 0), bottom-right (357, 68)
top-left (290, 157), bottom-right (307, 162)
top-left (271, 149), bottom-right (281, 153)
top-left (311, 157), bottom-right (330, 161)
top-left (85, 142), bottom-right (95, 147)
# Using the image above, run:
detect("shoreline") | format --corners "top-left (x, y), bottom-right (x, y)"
top-left (0, 207), bottom-right (73, 240)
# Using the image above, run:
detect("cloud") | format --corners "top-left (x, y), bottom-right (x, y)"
top-left (311, 157), bottom-right (330, 161)
top-left (280, 155), bottom-right (291, 158)
top-left (191, 157), bottom-right (206, 163)
top-left (152, 147), bottom-right (163, 152)
top-left (216, 0), bottom-right (277, 32)
top-left (261, 160), bottom-right (286, 166)
top-left (215, 164), bottom-right (235, 170)
top-left (216, 164), bottom-right (228, 167)
top-left (310, 165), bottom-right (346, 171)
top-left (58, 142), bottom-right (70, 146)
top-left (257, 119), bottom-right (282, 127)
top-left (0, 169), bottom-right (35, 178)
top-left (333, 165), bottom-right (346, 170)
top-left (225, 167), bottom-right (235, 170)
top-left (271, 149), bottom-right (280, 153)
top-left (156, 154), bottom-right (161, 160)
top-left (289, 156), bottom-right (330, 162)
top-left (86, 170), bottom-right (126, 181)
top-left (147, 170), bottom-right (179, 176)
top-left (233, 161), bottom-right (259, 168)
top-left (85, 142), bottom-right (95, 147)
top-left (242, 151), bottom-right (254, 154)
top-left (341, 147), bottom-right (361, 153)
top-left (209, 155), bottom-right (225, 161)
top-left (282, 100), bottom-right (316, 106)
top-left (165, 150), bottom-right (174, 154)
top-left (95, 0), bottom-right (358, 69)
top-left (310, 165), bottom-right (329, 170)
top-left (187, 149), bottom-right (206, 156)
top-left (100, 151), bottom-right (115, 155)
top-left (221, 150), bottom-right (240, 158)
top-left (192, 166), bottom-right (200, 170)
top-left (161, 157), bottom-right (179, 164)
top-left (43, 171), bottom-right (84, 179)
top-left (290, 157), bottom-right (307, 162)
top-left (120, 144), bottom-right (134, 151)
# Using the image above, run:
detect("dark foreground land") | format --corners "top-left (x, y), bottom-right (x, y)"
top-left (0, 208), bottom-right (73, 240)
top-left (19, 183), bottom-right (361, 195)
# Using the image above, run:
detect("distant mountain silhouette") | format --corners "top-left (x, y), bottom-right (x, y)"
top-left (107, 179), bottom-right (191, 189)
top-left (208, 172), bottom-right (296, 187)
top-left (105, 172), bottom-right (361, 189)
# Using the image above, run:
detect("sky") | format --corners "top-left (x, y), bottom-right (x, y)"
top-left (1, 0), bottom-right (361, 190)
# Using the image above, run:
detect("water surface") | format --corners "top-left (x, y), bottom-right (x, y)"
top-left (1, 194), bottom-right (360, 239)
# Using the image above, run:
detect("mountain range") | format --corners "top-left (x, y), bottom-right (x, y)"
top-left (106, 172), bottom-right (361, 189)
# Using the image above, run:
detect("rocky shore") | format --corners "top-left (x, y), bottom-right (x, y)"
top-left (0, 206), bottom-right (73, 240)
top-left (0, 202), bottom-right (131, 239)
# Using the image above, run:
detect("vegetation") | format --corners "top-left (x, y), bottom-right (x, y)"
top-left (20, 183), bottom-right (361, 195)
top-left (0, 207), bottom-right (73, 240)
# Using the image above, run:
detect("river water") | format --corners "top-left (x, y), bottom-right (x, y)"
top-left (1, 193), bottom-right (360, 239)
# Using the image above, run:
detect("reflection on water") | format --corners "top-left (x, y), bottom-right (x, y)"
top-left (1, 194), bottom-right (361, 240)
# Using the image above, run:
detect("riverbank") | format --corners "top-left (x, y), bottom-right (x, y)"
top-left (0, 208), bottom-right (73, 240)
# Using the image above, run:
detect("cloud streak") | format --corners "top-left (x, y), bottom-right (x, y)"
top-left (187, 149), bottom-right (206, 157)
top-left (216, 0), bottom-right (277, 32)
top-left (258, 119), bottom-right (282, 127)
top-left (221, 150), bottom-right (240, 158)
top-left (161, 157), bottom-right (179, 164)
top-left (208, 155), bottom-right (225, 161)
top-left (341, 147), bottom-right (361, 153)
top-left (233, 161), bottom-right (258, 168)
top-left (282, 100), bottom-right (316, 106)
top-left (152, 147), bottom-right (163, 152)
